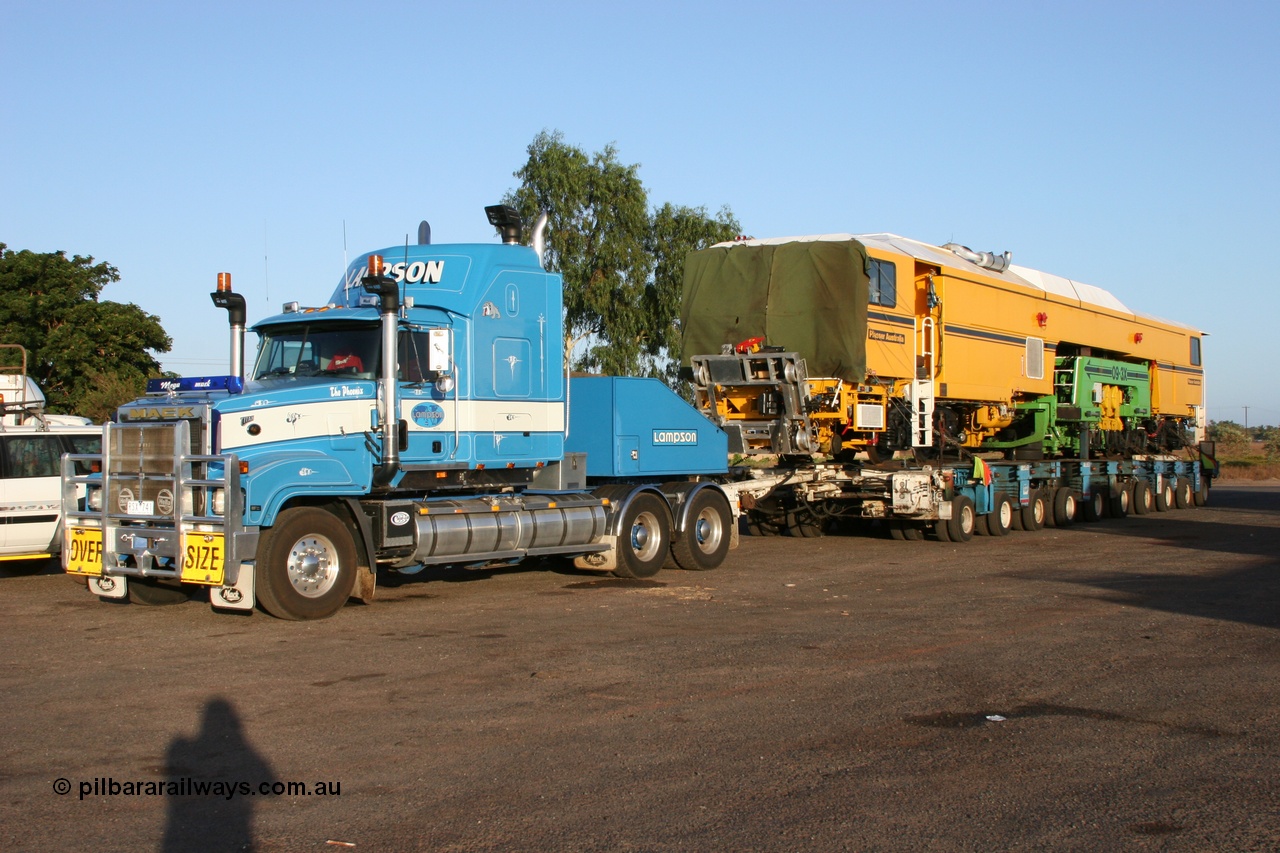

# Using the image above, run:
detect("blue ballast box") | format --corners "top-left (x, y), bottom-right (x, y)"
top-left (567, 377), bottom-right (728, 479)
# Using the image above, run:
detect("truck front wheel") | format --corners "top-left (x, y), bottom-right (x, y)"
top-left (255, 507), bottom-right (357, 620)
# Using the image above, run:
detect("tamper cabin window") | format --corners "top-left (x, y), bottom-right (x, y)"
top-left (869, 259), bottom-right (896, 307)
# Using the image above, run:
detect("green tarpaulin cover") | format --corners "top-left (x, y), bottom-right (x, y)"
top-left (681, 239), bottom-right (870, 381)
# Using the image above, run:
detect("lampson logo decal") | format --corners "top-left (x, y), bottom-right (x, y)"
top-left (652, 430), bottom-right (697, 445)
top-left (412, 402), bottom-right (445, 428)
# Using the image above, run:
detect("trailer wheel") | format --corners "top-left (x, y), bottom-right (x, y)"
top-left (1109, 485), bottom-right (1130, 519)
top-left (127, 579), bottom-right (191, 606)
top-left (613, 493), bottom-right (671, 579)
top-left (1174, 477), bottom-right (1193, 509)
top-left (1080, 489), bottom-right (1106, 522)
top-left (1194, 477), bottom-right (1210, 507)
top-left (1052, 489), bottom-right (1078, 526)
top-left (946, 496), bottom-right (975, 542)
top-left (987, 493), bottom-right (1013, 536)
top-left (671, 490), bottom-right (731, 571)
top-left (255, 507), bottom-right (357, 620)
top-left (786, 509), bottom-right (825, 538)
top-left (1154, 479), bottom-right (1175, 512)
top-left (1131, 481), bottom-right (1153, 515)
top-left (745, 512), bottom-right (784, 537)
top-left (1021, 490), bottom-right (1046, 531)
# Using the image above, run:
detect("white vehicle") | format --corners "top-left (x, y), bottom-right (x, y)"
top-left (0, 347), bottom-right (100, 564)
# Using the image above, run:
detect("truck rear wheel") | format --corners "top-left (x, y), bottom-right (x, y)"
top-left (1154, 479), bottom-right (1175, 512)
top-left (670, 490), bottom-right (731, 571)
top-left (612, 492), bottom-right (671, 579)
top-left (1194, 477), bottom-right (1210, 506)
top-left (255, 507), bottom-right (357, 620)
top-left (1109, 485), bottom-right (1130, 518)
top-left (1080, 489), bottom-right (1106, 522)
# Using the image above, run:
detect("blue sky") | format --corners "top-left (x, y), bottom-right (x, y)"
top-left (4, 1), bottom-right (1278, 425)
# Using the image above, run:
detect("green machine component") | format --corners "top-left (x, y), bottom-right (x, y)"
top-left (983, 356), bottom-right (1152, 458)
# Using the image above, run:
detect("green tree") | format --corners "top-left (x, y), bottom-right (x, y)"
top-left (0, 243), bottom-right (170, 417)
top-left (1208, 420), bottom-right (1248, 451)
top-left (504, 130), bottom-right (739, 384)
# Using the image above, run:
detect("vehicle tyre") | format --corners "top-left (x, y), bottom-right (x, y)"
top-left (932, 514), bottom-right (952, 542)
top-left (987, 492), bottom-right (1013, 536)
top-left (901, 523), bottom-right (925, 541)
top-left (255, 506), bottom-right (358, 620)
top-left (745, 512), bottom-right (783, 537)
top-left (973, 512), bottom-right (991, 536)
top-left (947, 495), bottom-right (976, 543)
top-left (1021, 489), bottom-right (1046, 531)
top-left (889, 521), bottom-right (907, 540)
top-left (612, 492), bottom-right (672, 579)
top-left (1042, 488), bottom-right (1060, 528)
top-left (1131, 480), bottom-right (1153, 515)
top-left (1080, 489), bottom-right (1106, 522)
top-left (1194, 477), bottom-right (1210, 506)
top-left (1154, 479), bottom-right (1174, 512)
top-left (786, 508), bottom-right (825, 538)
top-left (1174, 477), bottom-right (1193, 509)
top-left (670, 490), bottom-right (732, 571)
top-left (127, 579), bottom-right (191, 606)
top-left (1109, 485), bottom-right (1130, 519)
top-left (1052, 488), bottom-right (1077, 526)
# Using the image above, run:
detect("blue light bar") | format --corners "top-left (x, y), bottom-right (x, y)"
top-left (147, 376), bottom-right (244, 394)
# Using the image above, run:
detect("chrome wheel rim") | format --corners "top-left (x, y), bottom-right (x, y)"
top-left (286, 534), bottom-right (340, 598)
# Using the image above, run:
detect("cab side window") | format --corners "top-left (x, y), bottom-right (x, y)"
top-left (1190, 337), bottom-right (1202, 367)
top-left (869, 259), bottom-right (896, 308)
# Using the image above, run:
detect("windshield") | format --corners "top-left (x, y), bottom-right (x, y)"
top-left (251, 324), bottom-right (380, 380)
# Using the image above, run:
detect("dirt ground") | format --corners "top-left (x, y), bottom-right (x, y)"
top-left (2, 482), bottom-right (1277, 852)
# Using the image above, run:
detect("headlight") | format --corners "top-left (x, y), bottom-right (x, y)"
top-left (211, 488), bottom-right (225, 516)
top-left (87, 487), bottom-right (103, 511)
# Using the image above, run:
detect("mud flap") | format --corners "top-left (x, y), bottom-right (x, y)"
top-left (574, 535), bottom-right (617, 571)
top-left (210, 562), bottom-right (255, 611)
top-left (351, 562), bottom-right (376, 604)
top-left (89, 575), bottom-right (127, 600)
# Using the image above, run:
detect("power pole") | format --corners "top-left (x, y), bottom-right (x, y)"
top-left (1243, 406), bottom-right (1250, 433)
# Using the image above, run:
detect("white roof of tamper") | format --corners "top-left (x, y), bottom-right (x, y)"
top-left (715, 233), bottom-right (1199, 332)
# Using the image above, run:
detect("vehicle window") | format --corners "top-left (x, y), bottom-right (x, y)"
top-left (869, 259), bottom-right (896, 308)
top-left (3, 435), bottom-right (63, 478)
top-left (252, 325), bottom-right (380, 380)
top-left (65, 433), bottom-right (102, 475)
top-left (1190, 337), bottom-right (1202, 367)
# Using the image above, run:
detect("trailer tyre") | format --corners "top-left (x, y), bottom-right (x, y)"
top-left (1174, 477), bottom-right (1193, 509)
top-left (987, 493), bottom-right (1013, 536)
top-left (1154, 480), bottom-right (1174, 512)
top-left (1194, 477), bottom-right (1210, 506)
top-left (1109, 485), bottom-right (1130, 519)
top-left (1131, 481), bottom-right (1153, 515)
top-left (255, 507), bottom-right (358, 620)
top-left (670, 490), bottom-right (732, 571)
top-left (947, 496), bottom-right (976, 543)
top-left (1081, 489), bottom-right (1106, 522)
top-left (613, 493), bottom-right (672, 580)
top-left (1021, 489), bottom-right (1046, 531)
top-left (1052, 488), bottom-right (1078, 526)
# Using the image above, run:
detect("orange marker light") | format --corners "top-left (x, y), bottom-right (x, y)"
top-left (217, 272), bottom-right (232, 292)
top-left (367, 254), bottom-right (384, 277)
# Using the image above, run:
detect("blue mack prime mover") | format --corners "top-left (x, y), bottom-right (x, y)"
top-left (62, 206), bottom-right (735, 619)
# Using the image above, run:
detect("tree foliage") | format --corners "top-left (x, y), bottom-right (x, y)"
top-left (503, 130), bottom-right (739, 385)
top-left (1208, 420), bottom-right (1248, 450)
top-left (0, 243), bottom-right (170, 418)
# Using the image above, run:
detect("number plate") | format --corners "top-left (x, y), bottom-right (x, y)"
top-left (65, 527), bottom-right (104, 576)
top-left (180, 533), bottom-right (226, 585)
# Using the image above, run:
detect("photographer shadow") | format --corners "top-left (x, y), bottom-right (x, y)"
top-left (162, 697), bottom-right (275, 852)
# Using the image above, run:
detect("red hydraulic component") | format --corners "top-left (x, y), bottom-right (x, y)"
top-left (734, 336), bottom-right (766, 354)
